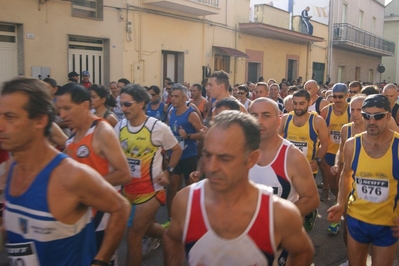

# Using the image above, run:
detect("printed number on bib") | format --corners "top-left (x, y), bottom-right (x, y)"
top-left (291, 141), bottom-right (308, 156)
top-left (6, 242), bottom-right (39, 266)
top-left (355, 177), bottom-right (389, 203)
top-left (330, 131), bottom-right (341, 144)
top-left (128, 158), bottom-right (141, 178)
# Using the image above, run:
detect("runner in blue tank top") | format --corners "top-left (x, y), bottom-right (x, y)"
top-left (0, 77), bottom-right (130, 266)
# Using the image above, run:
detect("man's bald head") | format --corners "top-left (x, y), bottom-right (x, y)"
top-left (249, 97), bottom-right (280, 116)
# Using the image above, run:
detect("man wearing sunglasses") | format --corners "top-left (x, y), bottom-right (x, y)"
top-left (348, 81), bottom-right (362, 99)
top-left (320, 83), bottom-right (351, 235)
top-left (115, 84), bottom-right (182, 266)
top-left (328, 94), bottom-right (399, 266)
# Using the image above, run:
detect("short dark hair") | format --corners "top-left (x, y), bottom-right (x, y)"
top-left (210, 70), bottom-right (230, 91)
top-left (238, 84), bottom-right (248, 92)
top-left (117, 78), bottom-right (130, 86)
top-left (148, 85), bottom-right (161, 95)
top-left (1, 77), bottom-right (54, 137)
top-left (89, 84), bottom-right (116, 108)
top-left (211, 111), bottom-right (260, 153)
top-left (57, 83), bottom-right (91, 107)
top-left (215, 98), bottom-right (240, 111)
top-left (361, 85), bottom-right (379, 96)
top-left (43, 78), bottom-right (57, 88)
top-left (349, 81), bottom-right (362, 89)
top-left (293, 89), bottom-right (310, 101)
top-left (121, 84), bottom-right (151, 110)
top-left (288, 86), bottom-right (298, 94)
top-left (192, 84), bottom-right (202, 92)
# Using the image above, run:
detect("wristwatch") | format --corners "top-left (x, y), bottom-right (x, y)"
top-left (166, 166), bottom-right (174, 175)
top-left (315, 158), bottom-right (322, 164)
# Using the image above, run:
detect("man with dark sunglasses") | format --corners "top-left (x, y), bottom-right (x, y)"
top-left (328, 94), bottom-right (399, 266)
top-left (320, 83), bottom-right (351, 235)
top-left (115, 84), bottom-right (182, 266)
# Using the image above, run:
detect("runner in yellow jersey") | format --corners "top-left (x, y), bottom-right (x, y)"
top-left (320, 83), bottom-right (351, 234)
top-left (328, 94), bottom-right (399, 265)
top-left (279, 89), bottom-right (329, 232)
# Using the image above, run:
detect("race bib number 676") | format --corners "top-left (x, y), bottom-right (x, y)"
top-left (355, 177), bottom-right (389, 203)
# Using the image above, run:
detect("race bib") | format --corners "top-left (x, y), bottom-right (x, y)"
top-left (127, 158), bottom-right (141, 178)
top-left (6, 242), bottom-right (40, 266)
top-left (355, 177), bottom-right (389, 203)
top-left (291, 141), bottom-right (308, 156)
top-left (330, 130), bottom-right (341, 144)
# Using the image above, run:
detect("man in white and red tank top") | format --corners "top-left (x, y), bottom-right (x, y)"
top-left (163, 111), bottom-right (314, 265)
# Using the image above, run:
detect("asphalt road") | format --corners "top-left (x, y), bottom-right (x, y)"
top-left (1, 173), bottom-right (399, 265)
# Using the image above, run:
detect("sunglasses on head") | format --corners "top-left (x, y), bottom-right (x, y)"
top-left (332, 95), bottom-right (345, 99)
top-left (361, 111), bottom-right (388, 121)
top-left (121, 101), bottom-right (136, 107)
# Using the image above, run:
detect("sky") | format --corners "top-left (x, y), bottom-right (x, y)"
top-left (386, 0), bottom-right (392, 5)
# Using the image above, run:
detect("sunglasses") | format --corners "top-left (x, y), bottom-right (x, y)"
top-left (349, 90), bottom-right (359, 94)
top-left (150, 93), bottom-right (157, 97)
top-left (238, 92), bottom-right (245, 95)
top-left (121, 101), bottom-right (136, 107)
top-left (332, 95), bottom-right (345, 99)
top-left (361, 111), bottom-right (388, 121)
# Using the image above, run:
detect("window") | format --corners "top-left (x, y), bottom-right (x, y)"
top-left (214, 55), bottom-right (230, 73)
top-left (68, 36), bottom-right (104, 84)
top-left (72, 0), bottom-right (103, 20)
top-left (359, 10), bottom-right (364, 28)
top-left (368, 69), bottom-right (374, 83)
top-left (355, 67), bottom-right (360, 80)
top-left (0, 23), bottom-right (18, 84)
top-left (338, 66), bottom-right (345, 83)
top-left (342, 3), bottom-right (347, 23)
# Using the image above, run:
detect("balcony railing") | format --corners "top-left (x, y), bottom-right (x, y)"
top-left (190, 0), bottom-right (219, 7)
top-left (333, 23), bottom-right (395, 55)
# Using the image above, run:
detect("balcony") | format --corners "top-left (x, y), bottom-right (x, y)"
top-left (333, 23), bottom-right (395, 57)
top-left (143, 0), bottom-right (220, 16)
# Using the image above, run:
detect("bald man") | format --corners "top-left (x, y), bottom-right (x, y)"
top-left (305, 80), bottom-right (328, 115)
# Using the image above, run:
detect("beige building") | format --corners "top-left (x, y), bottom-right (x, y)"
top-left (0, 0), bottom-right (326, 87)
top-left (382, 0), bottom-right (399, 83)
top-left (329, 0), bottom-right (394, 83)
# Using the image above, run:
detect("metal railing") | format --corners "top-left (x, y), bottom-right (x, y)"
top-left (190, 0), bottom-right (219, 7)
top-left (333, 23), bottom-right (395, 54)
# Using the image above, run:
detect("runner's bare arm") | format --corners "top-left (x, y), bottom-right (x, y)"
top-left (287, 146), bottom-right (319, 216)
top-left (96, 122), bottom-right (130, 186)
top-left (49, 122), bottom-right (67, 147)
top-left (163, 187), bottom-right (189, 266)
top-left (315, 115), bottom-right (329, 159)
top-left (273, 197), bottom-right (314, 266)
top-left (54, 159), bottom-right (131, 262)
top-left (277, 114), bottom-right (288, 136)
top-left (327, 139), bottom-right (354, 223)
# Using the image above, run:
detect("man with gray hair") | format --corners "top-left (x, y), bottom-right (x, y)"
top-left (382, 83), bottom-right (399, 125)
top-left (163, 111), bottom-right (314, 265)
top-left (166, 83), bottom-right (204, 222)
